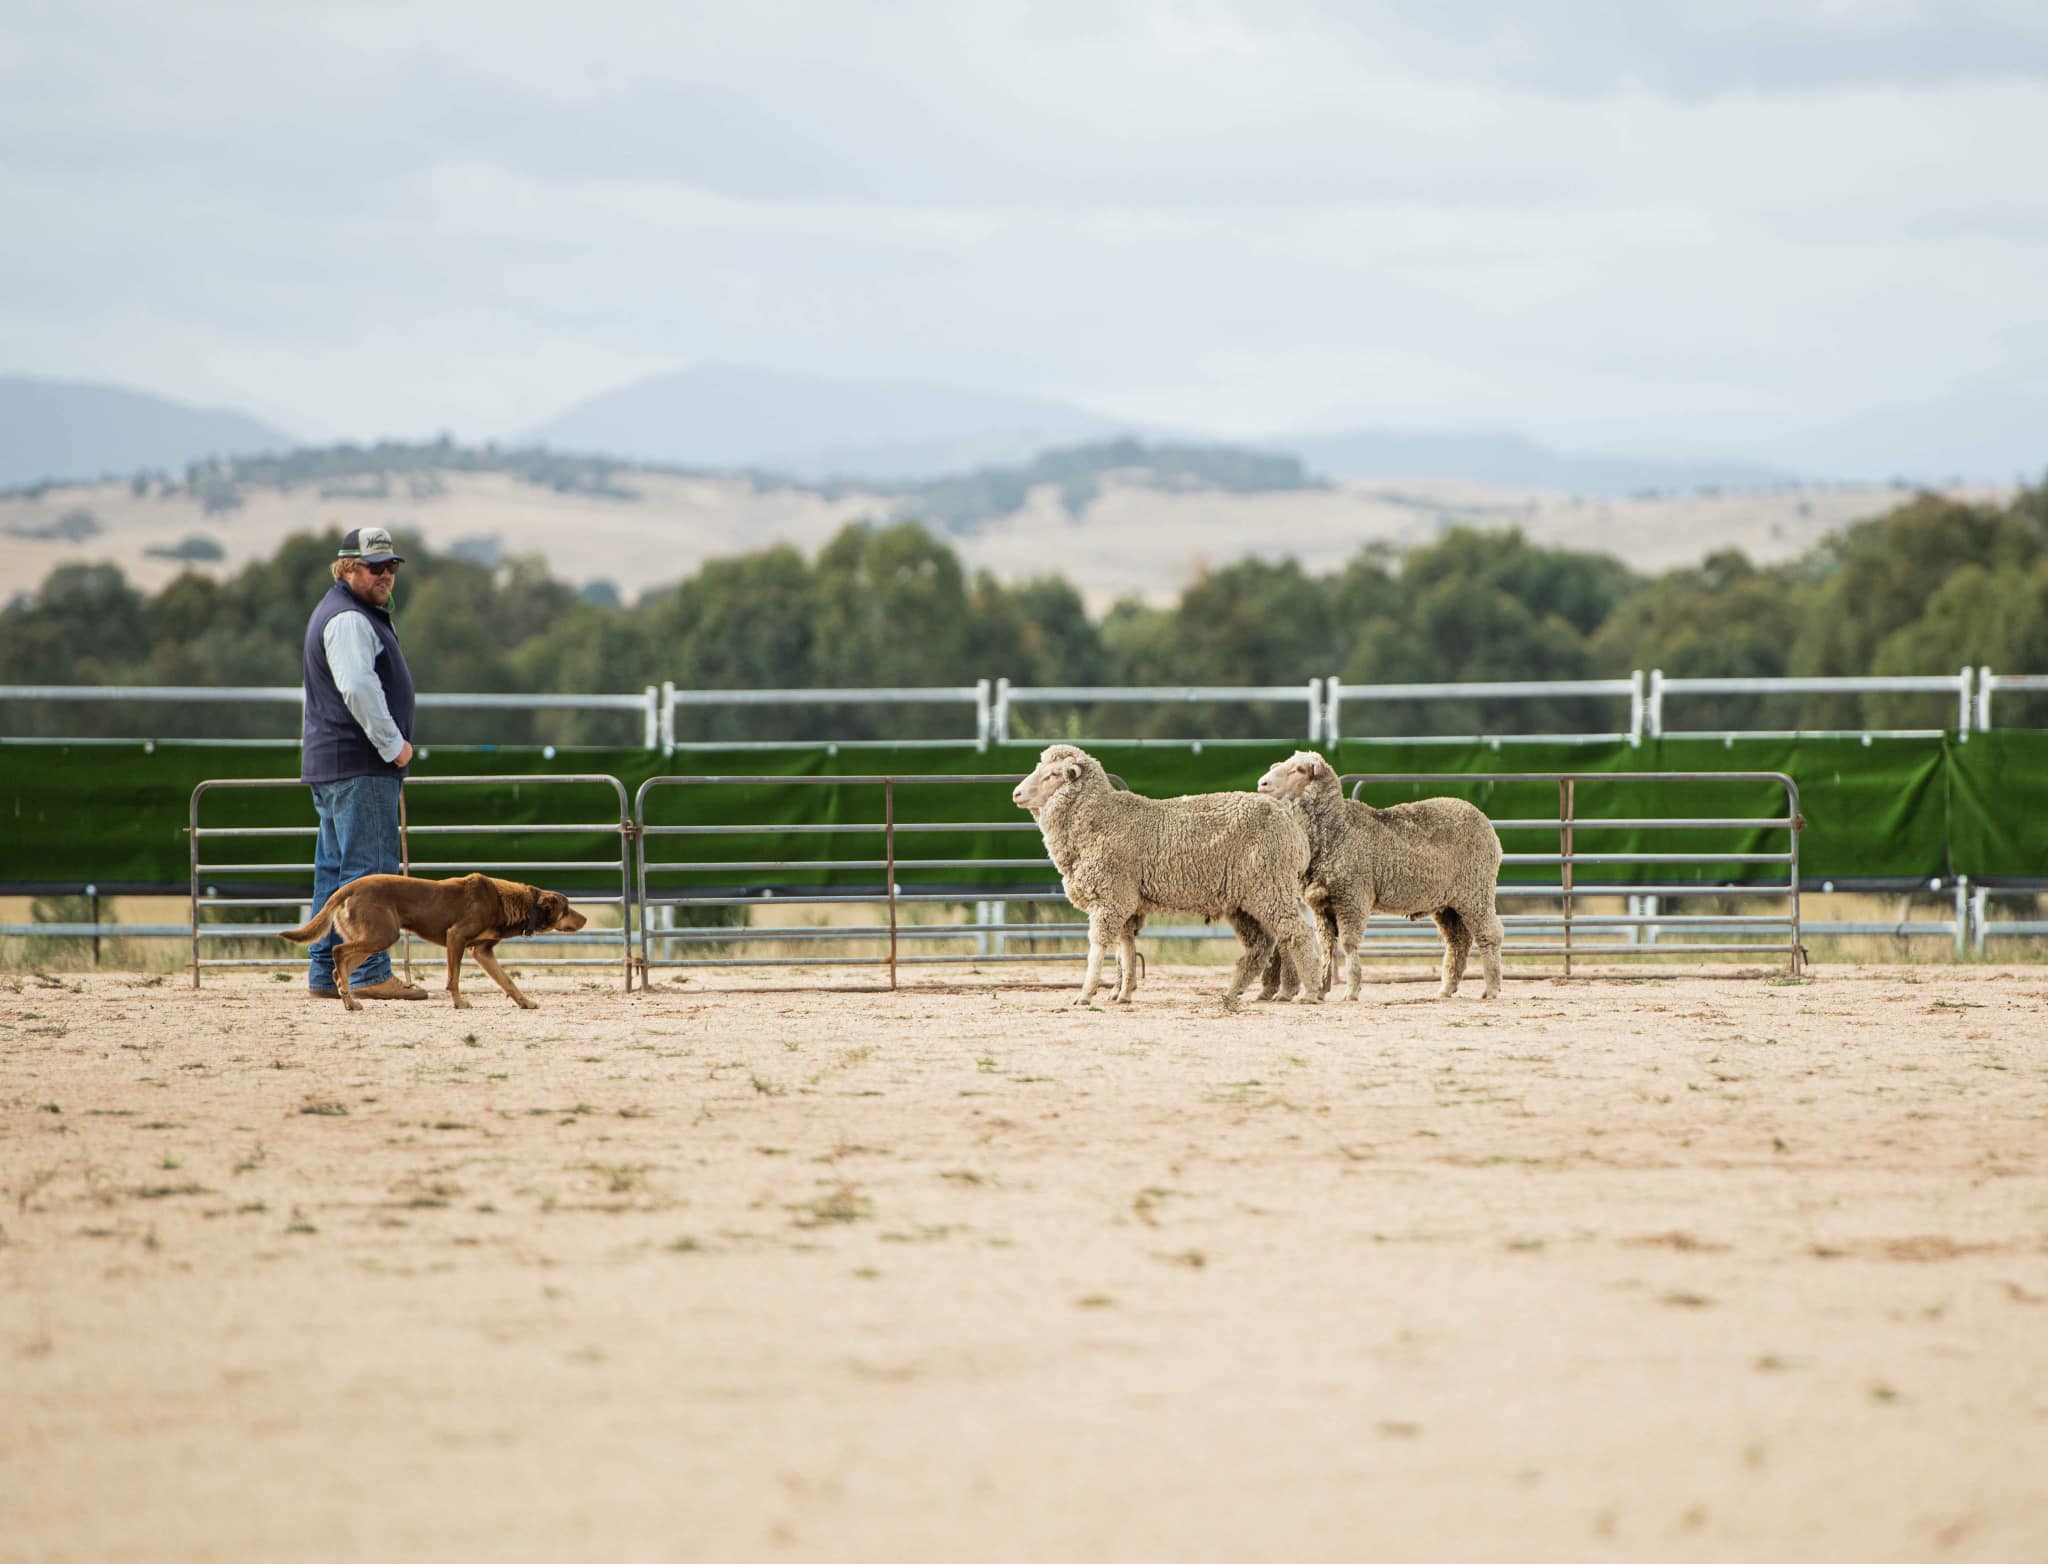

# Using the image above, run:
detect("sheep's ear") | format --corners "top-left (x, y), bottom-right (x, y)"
top-left (1315, 756), bottom-right (1334, 779)
top-left (1064, 761), bottom-right (1083, 781)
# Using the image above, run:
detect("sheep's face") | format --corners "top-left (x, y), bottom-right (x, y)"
top-left (1012, 746), bottom-right (1092, 815)
top-left (1257, 750), bottom-right (1333, 801)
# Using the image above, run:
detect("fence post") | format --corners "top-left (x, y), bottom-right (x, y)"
top-left (187, 793), bottom-right (201, 990)
top-left (1306, 678), bottom-right (1323, 744)
top-left (1957, 666), bottom-right (1972, 740)
top-left (1325, 676), bottom-right (1342, 748)
top-left (884, 779), bottom-right (898, 991)
top-left (659, 681), bottom-right (677, 755)
top-left (994, 678), bottom-right (1011, 744)
top-left (1628, 670), bottom-right (1645, 747)
top-left (642, 685), bottom-right (659, 750)
top-left (974, 679), bottom-right (992, 749)
top-left (1976, 666), bottom-right (1993, 732)
top-left (1560, 777), bottom-right (1575, 979)
top-left (88, 884), bottom-right (100, 966)
top-left (1646, 669), bottom-right (1664, 738)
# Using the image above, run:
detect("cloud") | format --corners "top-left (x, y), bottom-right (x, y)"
top-left (2, 1), bottom-right (2043, 471)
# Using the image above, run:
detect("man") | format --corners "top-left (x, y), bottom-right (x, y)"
top-left (300, 525), bottom-right (428, 1000)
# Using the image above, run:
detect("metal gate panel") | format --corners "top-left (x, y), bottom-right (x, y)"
top-left (187, 774), bottom-right (634, 990)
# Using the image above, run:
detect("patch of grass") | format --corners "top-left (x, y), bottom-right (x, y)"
top-left (749, 1073), bottom-right (785, 1097)
top-left (1132, 1186), bottom-right (1174, 1227)
top-left (1076, 1293), bottom-right (1115, 1309)
top-left (135, 1182), bottom-right (210, 1200)
top-left (298, 1101), bottom-right (348, 1117)
top-left (1659, 1291), bottom-right (1714, 1309)
top-left (790, 1183), bottom-right (872, 1228)
top-left (1157, 1248), bottom-right (1207, 1269)
top-left (588, 1163), bottom-right (651, 1195)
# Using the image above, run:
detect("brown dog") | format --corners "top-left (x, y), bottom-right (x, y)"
top-left (282, 873), bottom-right (588, 1011)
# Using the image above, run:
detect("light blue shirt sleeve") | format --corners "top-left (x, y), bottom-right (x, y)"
top-left (321, 611), bottom-right (408, 763)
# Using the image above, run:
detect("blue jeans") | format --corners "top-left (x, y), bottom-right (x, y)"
top-left (307, 775), bottom-right (403, 989)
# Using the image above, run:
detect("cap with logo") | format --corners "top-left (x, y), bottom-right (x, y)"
top-left (338, 526), bottom-right (405, 565)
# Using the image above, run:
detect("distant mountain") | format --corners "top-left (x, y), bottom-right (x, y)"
top-left (524, 363), bottom-right (1130, 480)
top-left (0, 376), bottom-right (295, 490)
top-left (891, 438), bottom-right (1323, 533)
top-left (1286, 429), bottom-right (1803, 497)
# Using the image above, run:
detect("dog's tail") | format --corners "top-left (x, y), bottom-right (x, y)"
top-left (280, 887), bottom-right (347, 945)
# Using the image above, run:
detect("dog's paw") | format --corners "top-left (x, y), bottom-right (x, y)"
top-left (452, 996), bottom-right (472, 1010)
top-left (517, 998), bottom-right (539, 1010)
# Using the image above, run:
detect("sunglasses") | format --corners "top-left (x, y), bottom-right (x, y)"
top-left (358, 560), bottom-right (399, 577)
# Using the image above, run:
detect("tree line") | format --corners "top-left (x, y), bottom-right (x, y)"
top-left (3, 481), bottom-right (2044, 746)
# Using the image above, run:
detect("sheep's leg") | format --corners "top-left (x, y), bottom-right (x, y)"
top-left (1249, 895), bottom-right (1323, 1006)
top-left (1113, 914), bottom-right (1145, 1003)
top-left (1467, 897), bottom-right (1505, 999)
top-left (1260, 939), bottom-right (1301, 1002)
top-left (1285, 901), bottom-right (1326, 1004)
top-left (1323, 890), bottom-right (1363, 1001)
top-left (1315, 899), bottom-right (1341, 998)
top-left (1077, 904), bottom-right (1131, 1007)
top-left (1346, 892), bottom-right (1376, 1000)
top-left (1258, 944), bottom-right (1286, 1001)
top-left (1224, 911), bottom-right (1275, 1008)
top-left (1434, 909), bottom-right (1472, 998)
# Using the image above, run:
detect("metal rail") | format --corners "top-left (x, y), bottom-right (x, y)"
top-left (186, 774), bottom-right (635, 991)
top-left (633, 772), bottom-right (1137, 988)
top-left (659, 681), bottom-right (992, 751)
top-left (1340, 770), bottom-right (1805, 975)
top-left (1647, 669), bottom-right (1973, 739)
top-left (994, 680), bottom-right (1325, 744)
top-left (16, 668), bottom-right (2043, 748)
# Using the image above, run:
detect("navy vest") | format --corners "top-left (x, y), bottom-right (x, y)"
top-left (301, 581), bottom-right (416, 783)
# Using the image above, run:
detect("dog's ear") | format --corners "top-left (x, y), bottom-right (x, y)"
top-left (542, 891), bottom-right (566, 927)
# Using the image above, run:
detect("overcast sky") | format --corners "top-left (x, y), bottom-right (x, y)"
top-left (4, 0), bottom-right (2045, 473)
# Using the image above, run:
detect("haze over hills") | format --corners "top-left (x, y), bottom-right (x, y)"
top-left (2, 427), bottom-right (2003, 614)
top-left (0, 377), bottom-right (296, 490)
top-left (522, 363), bottom-right (1133, 481)
top-left (1288, 430), bottom-right (1801, 497)
top-left (16, 361), bottom-right (2037, 503)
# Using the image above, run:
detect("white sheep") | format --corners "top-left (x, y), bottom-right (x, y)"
top-left (1012, 744), bottom-right (1325, 1007)
top-left (1256, 750), bottom-right (1504, 1001)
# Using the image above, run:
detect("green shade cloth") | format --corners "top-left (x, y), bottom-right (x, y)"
top-left (3, 733), bottom-right (2042, 891)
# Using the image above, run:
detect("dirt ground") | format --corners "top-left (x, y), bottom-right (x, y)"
top-left (3, 962), bottom-right (2045, 1563)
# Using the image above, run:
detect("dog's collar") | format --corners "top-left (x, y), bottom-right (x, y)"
top-left (523, 897), bottom-right (544, 938)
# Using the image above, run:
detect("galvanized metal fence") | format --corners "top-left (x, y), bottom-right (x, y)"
top-left (185, 774), bottom-right (635, 990)
top-left (633, 773), bottom-right (1123, 987)
top-left (994, 681), bottom-right (1326, 744)
top-left (1337, 771), bottom-right (1805, 975)
top-left (11, 666), bottom-right (2038, 751)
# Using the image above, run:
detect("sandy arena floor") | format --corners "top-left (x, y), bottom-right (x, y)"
top-left (3, 963), bottom-right (2046, 1563)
